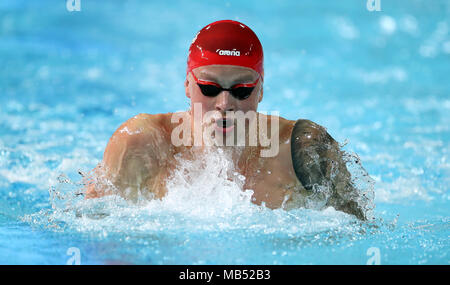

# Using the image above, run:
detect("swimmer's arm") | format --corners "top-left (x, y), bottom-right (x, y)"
top-left (85, 114), bottom-right (166, 200)
top-left (290, 119), bottom-right (367, 220)
top-left (85, 163), bottom-right (105, 199)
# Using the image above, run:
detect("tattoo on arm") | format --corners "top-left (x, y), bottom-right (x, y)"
top-left (291, 119), bottom-right (368, 220)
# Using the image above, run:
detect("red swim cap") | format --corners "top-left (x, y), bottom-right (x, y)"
top-left (187, 20), bottom-right (264, 78)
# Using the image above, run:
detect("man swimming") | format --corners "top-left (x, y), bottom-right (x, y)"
top-left (86, 20), bottom-right (369, 220)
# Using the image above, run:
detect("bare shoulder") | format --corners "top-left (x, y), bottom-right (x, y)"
top-left (290, 118), bottom-right (336, 148)
top-left (263, 115), bottom-right (331, 145)
top-left (291, 118), bottom-right (327, 135)
top-left (108, 113), bottom-right (174, 149)
top-left (263, 114), bottom-right (297, 142)
top-left (86, 113), bottom-right (173, 199)
top-left (289, 118), bottom-right (339, 183)
top-left (260, 114), bottom-right (334, 154)
top-left (111, 113), bottom-right (170, 142)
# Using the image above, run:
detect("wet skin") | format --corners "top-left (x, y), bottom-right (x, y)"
top-left (86, 65), bottom-right (367, 220)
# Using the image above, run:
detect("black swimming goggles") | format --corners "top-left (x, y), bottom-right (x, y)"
top-left (191, 71), bottom-right (260, 100)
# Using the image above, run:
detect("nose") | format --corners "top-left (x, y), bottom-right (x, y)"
top-left (215, 91), bottom-right (235, 113)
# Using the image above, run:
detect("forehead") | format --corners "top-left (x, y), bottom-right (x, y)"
top-left (193, 65), bottom-right (259, 84)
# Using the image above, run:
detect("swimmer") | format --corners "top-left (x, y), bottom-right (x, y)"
top-left (85, 20), bottom-right (368, 220)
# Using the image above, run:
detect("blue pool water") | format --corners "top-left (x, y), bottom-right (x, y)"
top-left (0, 0), bottom-right (449, 264)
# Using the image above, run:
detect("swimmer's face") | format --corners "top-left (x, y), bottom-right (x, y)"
top-left (185, 65), bottom-right (263, 118)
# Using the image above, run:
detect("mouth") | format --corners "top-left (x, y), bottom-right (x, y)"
top-left (215, 118), bottom-right (235, 134)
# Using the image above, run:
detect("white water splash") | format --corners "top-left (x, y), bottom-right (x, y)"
top-left (22, 147), bottom-right (363, 237)
top-left (161, 147), bottom-right (255, 219)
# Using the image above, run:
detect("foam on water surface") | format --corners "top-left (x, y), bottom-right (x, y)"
top-left (22, 147), bottom-right (365, 238)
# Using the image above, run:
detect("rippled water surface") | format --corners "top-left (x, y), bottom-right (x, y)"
top-left (0, 0), bottom-right (449, 264)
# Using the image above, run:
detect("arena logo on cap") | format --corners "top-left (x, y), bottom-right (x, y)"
top-left (216, 49), bottom-right (241, 56)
